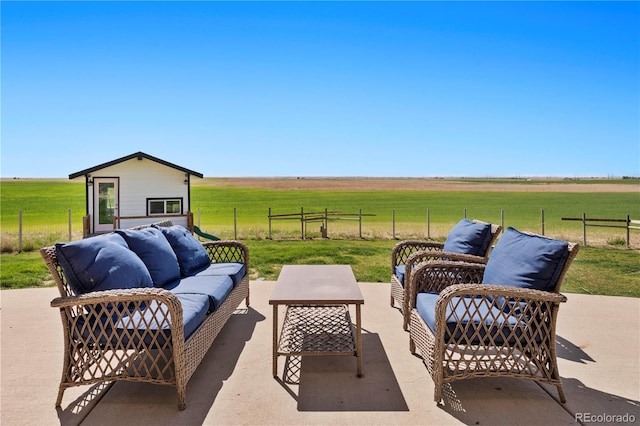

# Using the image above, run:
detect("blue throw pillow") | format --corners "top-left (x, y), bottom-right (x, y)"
top-left (153, 225), bottom-right (211, 277)
top-left (115, 227), bottom-right (181, 288)
top-left (443, 219), bottom-right (493, 256)
top-left (55, 233), bottom-right (153, 295)
top-left (482, 227), bottom-right (569, 292)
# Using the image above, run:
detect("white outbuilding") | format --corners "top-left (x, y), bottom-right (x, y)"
top-left (69, 152), bottom-right (203, 236)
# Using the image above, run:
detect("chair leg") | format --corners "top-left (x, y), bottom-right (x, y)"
top-left (434, 384), bottom-right (442, 403)
top-left (409, 335), bottom-right (416, 354)
top-left (390, 295), bottom-right (395, 308)
top-left (177, 389), bottom-right (186, 411)
top-left (557, 383), bottom-right (567, 403)
top-left (55, 387), bottom-right (65, 408)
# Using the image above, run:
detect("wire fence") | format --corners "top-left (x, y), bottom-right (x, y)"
top-left (2, 208), bottom-right (638, 253)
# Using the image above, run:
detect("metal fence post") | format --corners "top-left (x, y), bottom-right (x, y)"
top-left (541, 209), bottom-right (545, 236)
top-left (268, 207), bottom-right (272, 240)
top-left (68, 209), bottom-right (73, 241)
top-left (234, 207), bottom-right (237, 240)
top-left (501, 209), bottom-right (505, 233)
top-left (392, 209), bottom-right (396, 239)
top-left (301, 207), bottom-right (304, 239)
top-left (427, 208), bottom-right (431, 239)
top-left (359, 209), bottom-right (362, 239)
top-left (582, 212), bottom-right (587, 246)
top-left (18, 210), bottom-right (23, 253)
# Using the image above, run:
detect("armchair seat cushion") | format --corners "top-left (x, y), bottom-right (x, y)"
top-left (194, 262), bottom-right (246, 286)
top-left (416, 292), bottom-right (523, 345)
top-left (55, 233), bottom-right (153, 295)
top-left (443, 219), bottom-right (493, 256)
top-left (483, 227), bottom-right (569, 292)
top-left (164, 275), bottom-right (234, 312)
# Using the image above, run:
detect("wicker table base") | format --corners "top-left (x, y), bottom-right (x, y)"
top-left (278, 305), bottom-right (356, 356)
top-left (269, 265), bottom-right (364, 379)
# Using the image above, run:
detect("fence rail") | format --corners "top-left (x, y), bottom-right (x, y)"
top-left (267, 208), bottom-right (376, 239)
top-left (562, 214), bottom-right (638, 247)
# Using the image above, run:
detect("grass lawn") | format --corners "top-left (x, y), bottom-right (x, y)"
top-left (1, 178), bottom-right (638, 297)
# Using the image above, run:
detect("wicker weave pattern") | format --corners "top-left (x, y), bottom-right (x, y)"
top-left (42, 226), bottom-right (250, 410)
top-left (277, 305), bottom-right (356, 356)
top-left (408, 239), bottom-right (578, 404)
top-left (390, 221), bottom-right (500, 330)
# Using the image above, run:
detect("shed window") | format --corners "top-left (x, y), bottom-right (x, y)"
top-left (147, 198), bottom-right (183, 215)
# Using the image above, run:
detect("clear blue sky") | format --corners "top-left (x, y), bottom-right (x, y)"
top-left (2, 1), bottom-right (639, 178)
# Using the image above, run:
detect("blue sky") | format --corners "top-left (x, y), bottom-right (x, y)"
top-left (2, 1), bottom-right (639, 178)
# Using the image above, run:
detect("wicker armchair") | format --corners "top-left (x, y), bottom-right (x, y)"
top-left (391, 219), bottom-right (501, 329)
top-left (42, 221), bottom-right (250, 410)
top-left (408, 228), bottom-right (579, 404)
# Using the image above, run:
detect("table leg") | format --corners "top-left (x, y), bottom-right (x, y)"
top-left (356, 303), bottom-right (363, 377)
top-left (272, 304), bottom-right (278, 377)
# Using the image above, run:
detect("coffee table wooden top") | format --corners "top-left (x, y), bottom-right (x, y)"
top-left (269, 265), bottom-right (364, 305)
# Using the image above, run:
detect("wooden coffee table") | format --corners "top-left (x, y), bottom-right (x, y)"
top-left (269, 265), bottom-right (365, 378)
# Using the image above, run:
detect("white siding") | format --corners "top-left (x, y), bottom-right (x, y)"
top-left (87, 158), bottom-right (191, 230)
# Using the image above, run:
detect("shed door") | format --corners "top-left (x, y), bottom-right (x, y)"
top-left (94, 178), bottom-right (119, 233)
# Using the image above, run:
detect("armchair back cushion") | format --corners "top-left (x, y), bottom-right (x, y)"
top-left (154, 225), bottom-right (211, 276)
top-left (443, 219), bottom-right (493, 256)
top-left (115, 227), bottom-right (181, 288)
top-left (482, 227), bottom-right (569, 292)
top-left (55, 233), bottom-right (153, 295)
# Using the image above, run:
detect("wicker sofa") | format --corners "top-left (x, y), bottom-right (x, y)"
top-left (41, 221), bottom-right (250, 410)
top-left (408, 227), bottom-right (578, 403)
top-left (391, 219), bottom-right (501, 329)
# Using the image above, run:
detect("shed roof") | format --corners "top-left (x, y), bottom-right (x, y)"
top-left (68, 151), bottom-right (204, 179)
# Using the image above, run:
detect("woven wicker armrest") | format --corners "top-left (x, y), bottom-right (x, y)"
top-left (437, 283), bottom-right (568, 308)
top-left (50, 287), bottom-right (185, 340)
top-left (391, 240), bottom-right (445, 270)
top-left (202, 240), bottom-right (250, 268)
top-left (432, 283), bottom-right (567, 346)
top-left (51, 286), bottom-right (180, 310)
top-left (410, 261), bottom-right (486, 300)
top-left (406, 251), bottom-right (487, 267)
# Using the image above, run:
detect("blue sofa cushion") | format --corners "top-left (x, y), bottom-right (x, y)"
top-left (483, 227), bottom-right (569, 292)
top-left (194, 262), bottom-right (246, 286)
top-left (416, 292), bottom-right (523, 345)
top-left (55, 233), bottom-right (153, 295)
top-left (154, 225), bottom-right (211, 277)
top-left (115, 227), bottom-right (181, 288)
top-left (164, 275), bottom-right (234, 312)
top-left (443, 219), bottom-right (493, 257)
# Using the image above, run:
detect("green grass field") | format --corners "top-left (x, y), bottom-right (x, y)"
top-left (1, 178), bottom-right (639, 296)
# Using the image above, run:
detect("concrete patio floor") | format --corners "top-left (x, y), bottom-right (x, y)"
top-left (1, 282), bottom-right (639, 425)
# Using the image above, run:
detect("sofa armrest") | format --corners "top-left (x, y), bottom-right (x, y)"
top-left (51, 287), bottom-right (186, 348)
top-left (202, 240), bottom-right (249, 270)
top-left (392, 240), bottom-right (445, 271)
